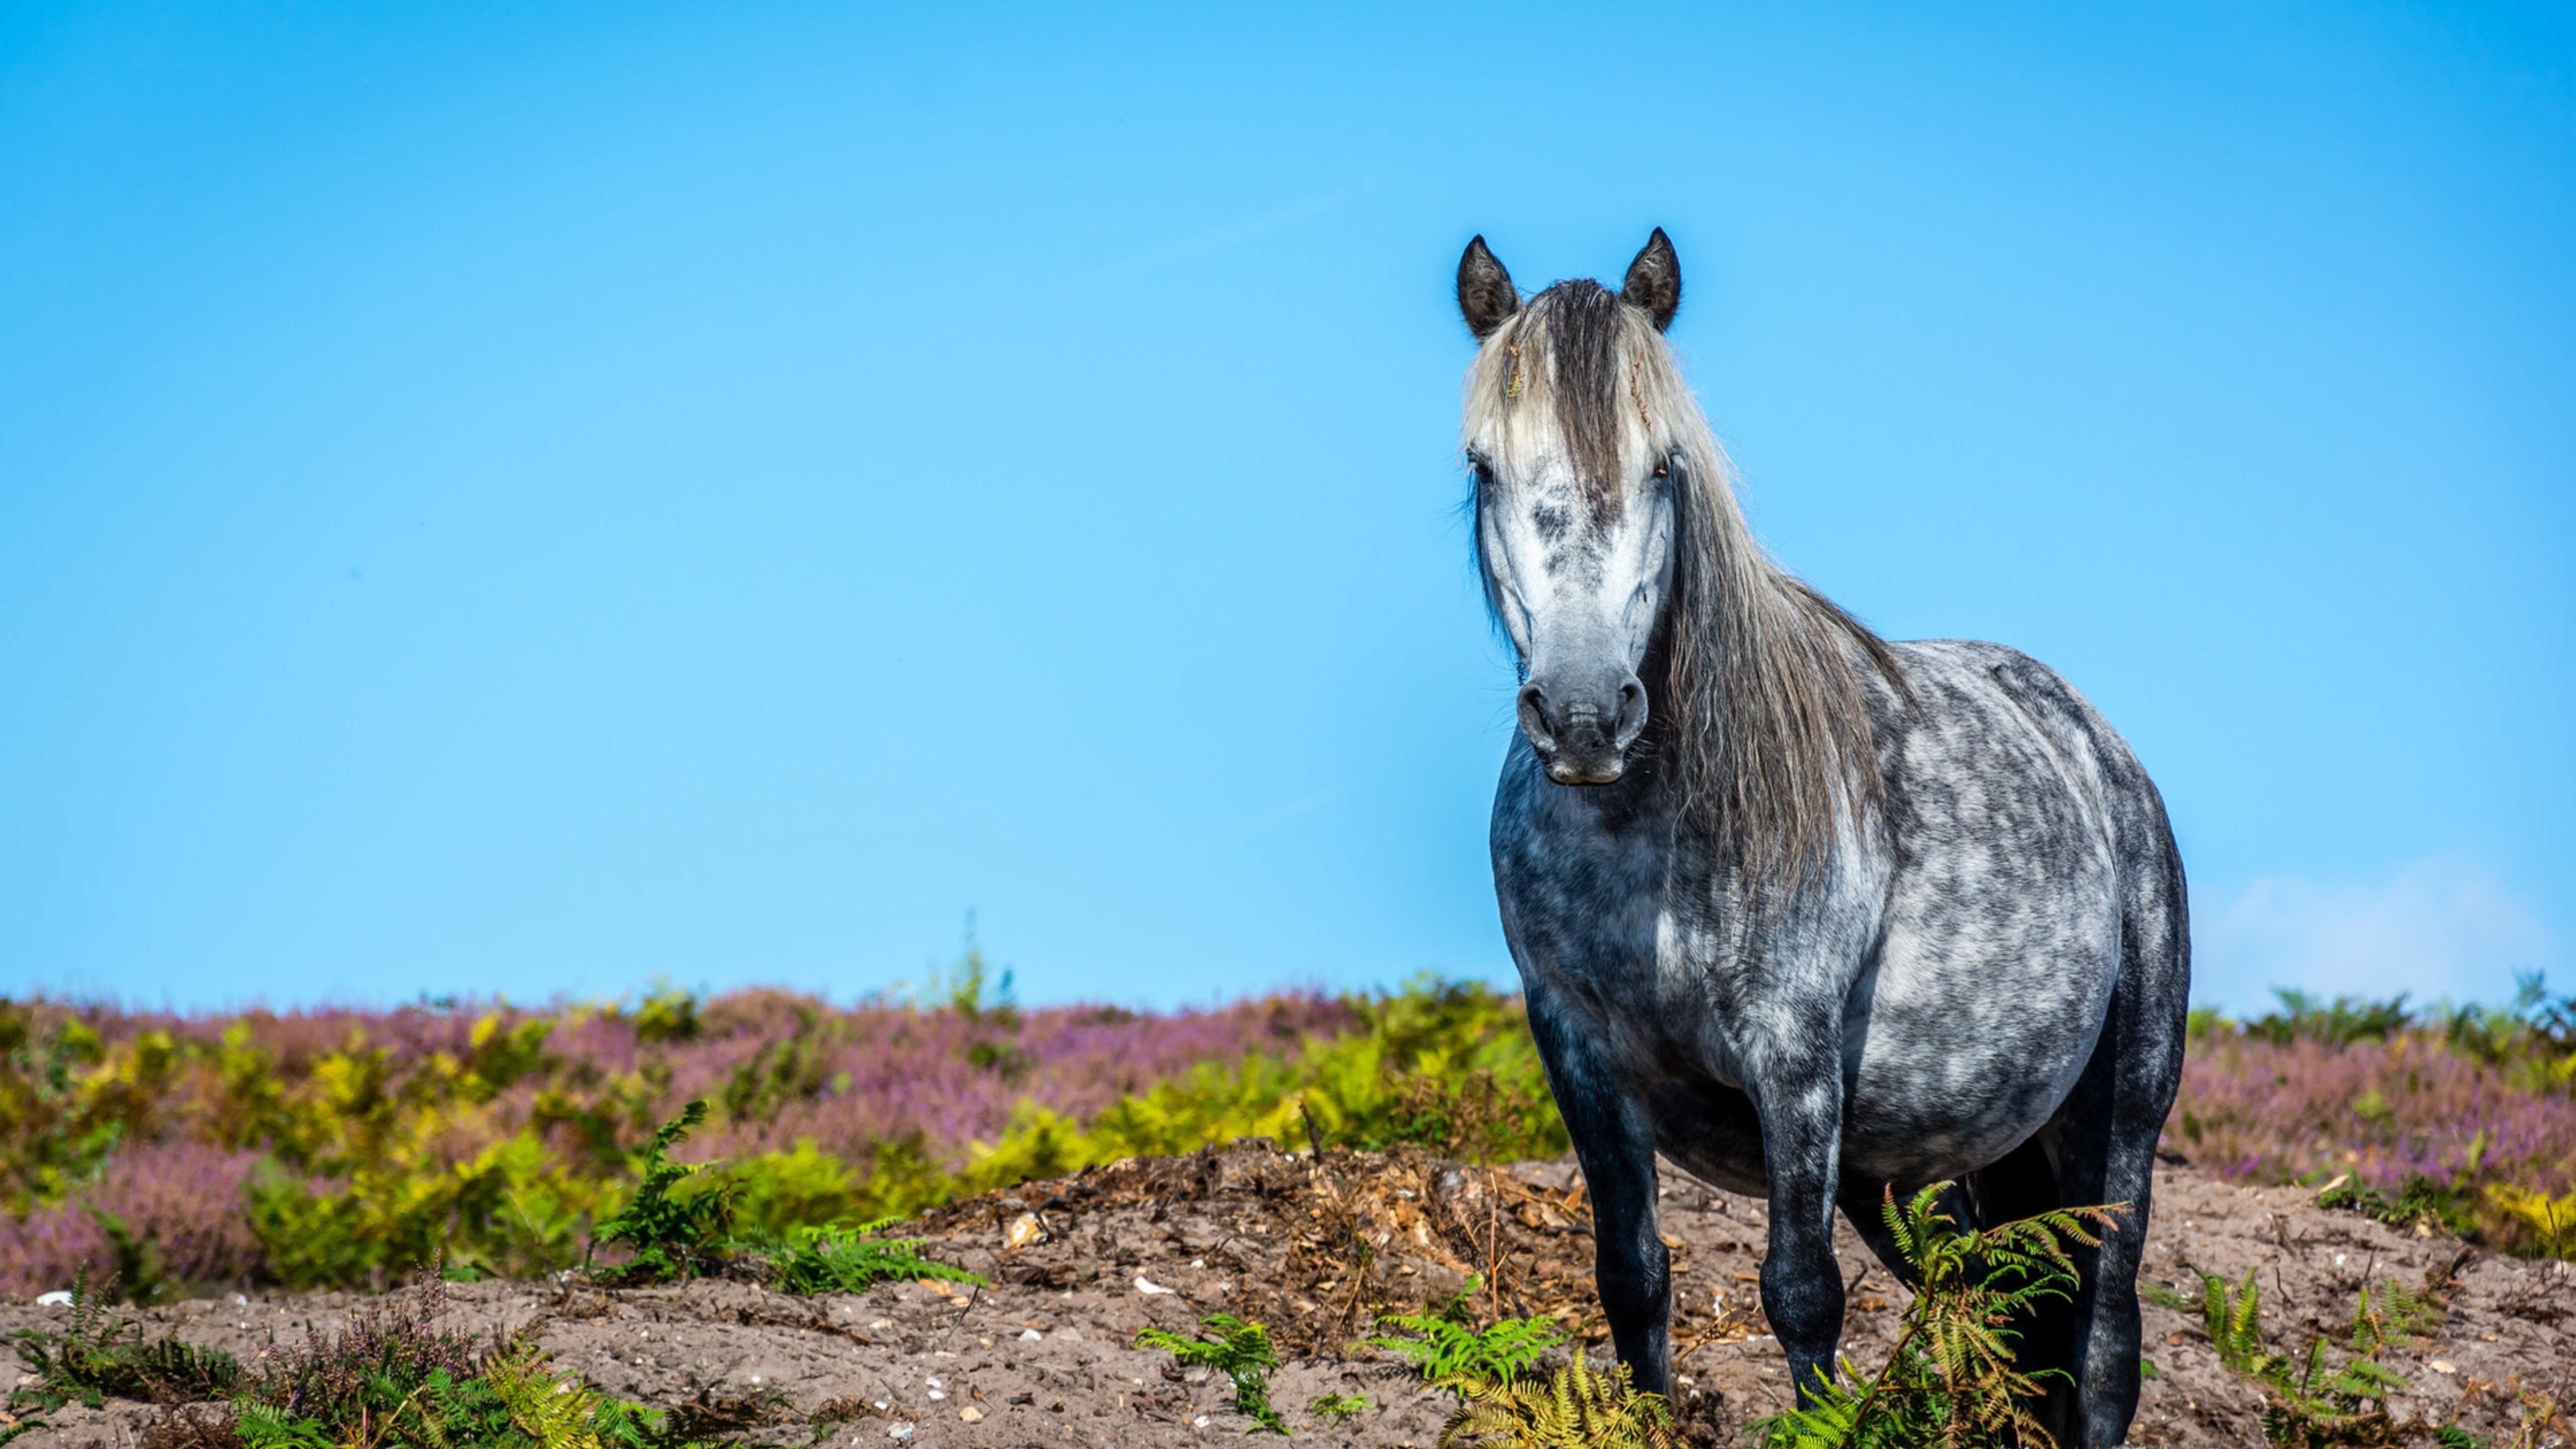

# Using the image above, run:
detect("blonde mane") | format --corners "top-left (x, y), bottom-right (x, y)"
top-left (1464, 282), bottom-right (1902, 884)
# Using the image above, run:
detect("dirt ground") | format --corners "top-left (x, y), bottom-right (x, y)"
top-left (5, 1142), bottom-right (2569, 1447)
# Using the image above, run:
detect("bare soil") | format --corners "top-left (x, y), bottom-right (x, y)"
top-left (5, 1142), bottom-right (2568, 1447)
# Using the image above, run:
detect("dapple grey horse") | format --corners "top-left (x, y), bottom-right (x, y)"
top-left (1456, 229), bottom-right (2188, 1446)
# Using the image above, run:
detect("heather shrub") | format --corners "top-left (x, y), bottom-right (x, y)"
top-left (8, 962), bottom-right (2568, 1296)
top-left (0, 1142), bottom-right (264, 1299)
top-left (2169, 976), bottom-right (2576, 1257)
top-left (0, 973), bottom-right (1367, 1294)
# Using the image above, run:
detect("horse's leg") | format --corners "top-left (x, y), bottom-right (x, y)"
top-left (1525, 992), bottom-right (1672, 1396)
top-left (1744, 1040), bottom-right (1848, 1409)
top-left (2046, 842), bottom-right (2189, 1447)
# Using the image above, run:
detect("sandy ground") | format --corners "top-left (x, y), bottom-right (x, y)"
top-left (5, 1142), bottom-right (2568, 1447)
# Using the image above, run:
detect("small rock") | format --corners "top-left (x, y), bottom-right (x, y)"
top-left (2430, 1360), bottom-right (2457, 1375)
top-left (886, 1422), bottom-right (914, 1440)
top-left (35, 1292), bottom-right (72, 1307)
top-left (1135, 1275), bottom-right (1177, 1296)
top-left (1020, 1329), bottom-right (1043, 1341)
top-left (958, 1407), bottom-right (983, 1422)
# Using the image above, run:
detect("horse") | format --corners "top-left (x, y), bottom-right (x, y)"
top-left (1453, 229), bottom-right (2189, 1447)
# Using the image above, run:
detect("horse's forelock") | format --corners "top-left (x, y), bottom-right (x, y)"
top-left (1465, 280), bottom-right (1637, 515)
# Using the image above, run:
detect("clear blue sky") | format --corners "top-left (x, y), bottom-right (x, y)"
top-left (3, 2), bottom-right (2568, 1016)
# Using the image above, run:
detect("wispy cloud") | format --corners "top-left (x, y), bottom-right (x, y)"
top-left (1234, 787), bottom-right (1340, 835)
top-left (1104, 185), bottom-right (1363, 278)
top-left (2194, 855), bottom-right (2553, 1013)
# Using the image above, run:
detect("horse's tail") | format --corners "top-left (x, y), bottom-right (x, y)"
top-left (2108, 744), bottom-right (2191, 1117)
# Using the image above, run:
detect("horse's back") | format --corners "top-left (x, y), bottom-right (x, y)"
top-left (1842, 639), bottom-right (2160, 1182)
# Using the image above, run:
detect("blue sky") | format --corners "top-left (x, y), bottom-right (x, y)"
top-left (2, 2), bottom-right (2568, 1015)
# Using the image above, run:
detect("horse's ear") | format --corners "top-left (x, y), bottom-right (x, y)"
top-left (1457, 235), bottom-right (1520, 340)
top-left (1620, 228), bottom-right (1681, 332)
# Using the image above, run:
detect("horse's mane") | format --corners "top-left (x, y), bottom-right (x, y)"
top-left (1464, 281), bottom-right (1904, 884)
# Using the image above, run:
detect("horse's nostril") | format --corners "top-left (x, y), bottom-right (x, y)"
top-left (1515, 684), bottom-right (1556, 749)
top-left (1615, 677), bottom-right (1649, 745)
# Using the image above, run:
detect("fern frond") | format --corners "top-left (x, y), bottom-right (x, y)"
top-left (485, 1345), bottom-right (610, 1449)
top-left (1137, 1315), bottom-right (1287, 1433)
top-left (1437, 1355), bottom-right (1674, 1449)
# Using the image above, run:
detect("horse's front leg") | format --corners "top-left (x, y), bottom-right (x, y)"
top-left (1745, 1034), bottom-right (1848, 1406)
top-left (1524, 991), bottom-right (1671, 1397)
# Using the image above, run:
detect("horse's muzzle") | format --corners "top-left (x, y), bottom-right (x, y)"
top-left (1517, 675), bottom-right (1648, 786)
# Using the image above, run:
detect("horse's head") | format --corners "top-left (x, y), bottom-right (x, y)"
top-left (1457, 230), bottom-right (1687, 786)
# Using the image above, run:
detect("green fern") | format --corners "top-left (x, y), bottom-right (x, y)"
top-left (2349, 1280), bottom-right (2442, 1354)
top-left (1306, 1392), bottom-right (1371, 1423)
top-left (2259, 1338), bottom-right (2406, 1448)
top-left (1365, 1313), bottom-right (1564, 1390)
top-left (231, 1402), bottom-right (336, 1449)
top-left (1136, 1314), bottom-right (1290, 1434)
top-left (2148, 1265), bottom-right (2408, 1446)
top-left (7, 1266), bottom-right (240, 1411)
top-left (1742, 1357), bottom-right (1939, 1449)
top-left (486, 1345), bottom-right (613, 1449)
top-left (2162, 1265), bottom-right (2267, 1373)
top-left (1751, 1183), bottom-right (2121, 1449)
top-left (586, 1100), bottom-right (734, 1285)
top-left (1436, 1352), bottom-right (1676, 1449)
top-left (760, 1218), bottom-right (988, 1295)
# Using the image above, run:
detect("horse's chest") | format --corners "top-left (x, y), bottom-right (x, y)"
top-left (1491, 797), bottom-right (1718, 1071)
top-left (1492, 804), bottom-right (1667, 970)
